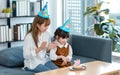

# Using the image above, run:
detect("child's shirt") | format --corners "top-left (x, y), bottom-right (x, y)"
top-left (50, 41), bottom-right (73, 67)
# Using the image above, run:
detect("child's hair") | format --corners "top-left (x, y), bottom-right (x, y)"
top-left (54, 27), bottom-right (69, 39)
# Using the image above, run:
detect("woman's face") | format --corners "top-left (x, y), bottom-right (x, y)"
top-left (37, 22), bottom-right (49, 32)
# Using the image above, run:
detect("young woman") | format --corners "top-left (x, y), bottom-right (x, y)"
top-left (23, 2), bottom-right (58, 73)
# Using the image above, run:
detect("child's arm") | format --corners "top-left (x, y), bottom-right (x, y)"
top-left (66, 45), bottom-right (73, 61)
top-left (49, 48), bottom-right (58, 60)
top-left (61, 56), bottom-right (69, 65)
top-left (50, 48), bottom-right (66, 61)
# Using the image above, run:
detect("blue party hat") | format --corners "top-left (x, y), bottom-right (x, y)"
top-left (59, 18), bottom-right (71, 33)
top-left (38, 2), bottom-right (49, 18)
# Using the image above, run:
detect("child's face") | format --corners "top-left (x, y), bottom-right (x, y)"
top-left (37, 22), bottom-right (49, 32)
top-left (58, 37), bottom-right (68, 45)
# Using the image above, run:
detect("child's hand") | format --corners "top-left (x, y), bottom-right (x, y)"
top-left (61, 56), bottom-right (69, 65)
top-left (61, 61), bottom-right (65, 65)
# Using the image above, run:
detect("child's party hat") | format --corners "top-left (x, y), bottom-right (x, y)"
top-left (38, 2), bottom-right (49, 18)
top-left (59, 18), bottom-right (71, 33)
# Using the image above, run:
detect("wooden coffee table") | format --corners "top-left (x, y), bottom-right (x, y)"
top-left (35, 61), bottom-right (120, 75)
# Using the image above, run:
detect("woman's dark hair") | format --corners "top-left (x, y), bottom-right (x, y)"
top-left (54, 27), bottom-right (69, 39)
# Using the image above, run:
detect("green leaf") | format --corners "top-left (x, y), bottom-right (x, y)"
top-left (94, 15), bottom-right (105, 23)
top-left (117, 34), bottom-right (120, 38)
top-left (112, 41), bottom-right (117, 51)
top-left (114, 43), bottom-right (120, 52)
top-left (97, 1), bottom-right (103, 9)
top-left (84, 6), bottom-right (97, 15)
top-left (103, 9), bottom-right (109, 15)
top-left (94, 24), bottom-right (104, 35)
top-left (94, 15), bottom-right (100, 22)
top-left (92, 6), bottom-right (97, 11)
top-left (101, 24), bottom-right (109, 33)
top-left (86, 6), bottom-right (97, 11)
top-left (99, 16), bottom-right (105, 22)
top-left (108, 19), bottom-right (116, 25)
top-left (109, 31), bottom-right (116, 38)
top-left (101, 22), bottom-right (113, 34)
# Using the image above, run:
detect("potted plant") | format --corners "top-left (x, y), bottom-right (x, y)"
top-left (84, 1), bottom-right (120, 51)
top-left (6, 8), bottom-right (12, 17)
top-left (1, 8), bottom-right (6, 17)
top-left (2, 8), bottom-right (12, 17)
top-left (2, 8), bottom-right (6, 13)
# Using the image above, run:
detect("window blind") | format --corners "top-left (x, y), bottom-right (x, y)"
top-left (64, 0), bottom-right (84, 35)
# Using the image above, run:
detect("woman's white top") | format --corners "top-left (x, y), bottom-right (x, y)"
top-left (50, 40), bottom-right (73, 61)
top-left (23, 31), bottom-right (51, 69)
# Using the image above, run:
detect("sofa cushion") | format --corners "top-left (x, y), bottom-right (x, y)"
top-left (0, 66), bottom-right (34, 75)
top-left (0, 46), bottom-right (24, 67)
top-left (71, 35), bottom-right (112, 63)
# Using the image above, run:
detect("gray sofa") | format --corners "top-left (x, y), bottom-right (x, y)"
top-left (0, 35), bottom-right (112, 75)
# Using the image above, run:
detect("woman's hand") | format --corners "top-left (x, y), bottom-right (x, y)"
top-left (35, 41), bottom-right (47, 53)
top-left (40, 42), bottom-right (47, 50)
top-left (48, 42), bottom-right (58, 50)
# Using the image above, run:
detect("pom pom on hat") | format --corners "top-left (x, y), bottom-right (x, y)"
top-left (59, 18), bottom-right (71, 33)
top-left (38, 2), bottom-right (49, 18)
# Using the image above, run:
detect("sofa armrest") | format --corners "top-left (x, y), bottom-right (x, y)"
top-left (69, 35), bottom-right (112, 63)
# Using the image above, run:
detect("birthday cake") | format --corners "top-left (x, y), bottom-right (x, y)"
top-left (73, 59), bottom-right (81, 69)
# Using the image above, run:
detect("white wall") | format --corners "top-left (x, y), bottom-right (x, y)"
top-left (57, 0), bottom-right (63, 28)
top-left (47, 0), bottom-right (63, 36)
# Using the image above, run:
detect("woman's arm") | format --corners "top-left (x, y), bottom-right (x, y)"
top-left (47, 42), bottom-right (58, 53)
top-left (35, 42), bottom-right (47, 53)
top-left (23, 34), bottom-right (37, 59)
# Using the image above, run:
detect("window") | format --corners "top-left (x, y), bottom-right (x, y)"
top-left (64, 0), bottom-right (85, 35)
top-left (64, 0), bottom-right (98, 35)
